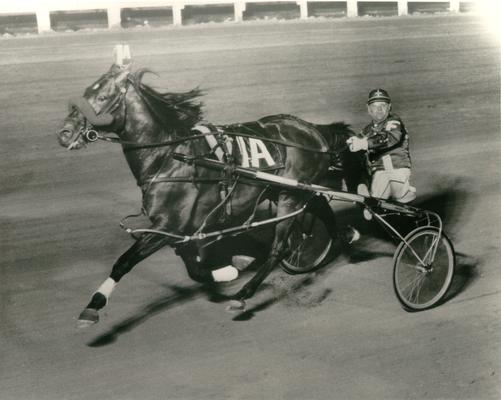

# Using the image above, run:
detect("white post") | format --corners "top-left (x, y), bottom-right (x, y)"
top-left (397, 0), bottom-right (408, 15)
top-left (346, 0), bottom-right (358, 17)
top-left (172, 4), bottom-right (185, 25)
top-left (234, 1), bottom-right (246, 22)
top-left (297, 1), bottom-right (308, 19)
top-left (36, 8), bottom-right (51, 33)
top-left (450, 0), bottom-right (460, 12)
top-left (107, 7), bottom-right (122, 29)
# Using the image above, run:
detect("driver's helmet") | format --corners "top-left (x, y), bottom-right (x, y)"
top-left (367, 88), bottom-right (391, 105)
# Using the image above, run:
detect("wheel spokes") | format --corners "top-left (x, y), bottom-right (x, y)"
top-left (394, 228), bottom-right (455, 310)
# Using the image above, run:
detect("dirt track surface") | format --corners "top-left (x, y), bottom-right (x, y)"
top-left (1, 14), bottom-right (500, 400)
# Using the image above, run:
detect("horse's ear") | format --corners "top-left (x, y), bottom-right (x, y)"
top-left (113, 44), bottom-right (132, 70)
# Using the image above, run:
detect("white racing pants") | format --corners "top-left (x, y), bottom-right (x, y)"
top-left (370, 159), bottom-right (416, 203)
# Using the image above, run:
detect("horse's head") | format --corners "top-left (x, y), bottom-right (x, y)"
top-left (57, 63), bottom-right (131, 150)
top-left (58, 61), bottom-right (205, 151)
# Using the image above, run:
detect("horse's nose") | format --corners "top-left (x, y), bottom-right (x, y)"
top-left (57, 128), bottom-right (74, 147)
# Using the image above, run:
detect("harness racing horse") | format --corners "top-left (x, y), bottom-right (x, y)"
top-left (57, 63), bottom-right (365, 327)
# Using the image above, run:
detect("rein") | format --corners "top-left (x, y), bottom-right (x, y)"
top-left (90, 129), bottom-right (347, 155)
top-left (73, 71), bottom-right (350, 155)
top-left (91, 130), bottom-right (219, 150)
top-left (71, 69), bottom-right (351, 156)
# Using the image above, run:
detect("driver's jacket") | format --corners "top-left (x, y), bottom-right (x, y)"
top-left (360, 113), bottom-right (411, 173)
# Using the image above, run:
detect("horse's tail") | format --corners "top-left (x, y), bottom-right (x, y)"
top-left (314, 122), bottom-right (368, 193)
top-left (314, 122), bottom-right (354, 152)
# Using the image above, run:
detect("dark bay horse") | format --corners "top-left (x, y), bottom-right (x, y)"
top-left (57, 63), bottom-right (365, 327)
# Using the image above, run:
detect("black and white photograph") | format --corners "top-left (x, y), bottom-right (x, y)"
top-left (1, 0), bottom-right (500, 399)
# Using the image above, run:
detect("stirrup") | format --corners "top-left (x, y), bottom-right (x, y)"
top-left (363, 208), bottom-right (373, 221)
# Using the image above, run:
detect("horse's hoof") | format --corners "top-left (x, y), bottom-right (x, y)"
top-left (225, 299), bottom-right (246, 313)
top-left (76, 308), bottom-right (99, 329)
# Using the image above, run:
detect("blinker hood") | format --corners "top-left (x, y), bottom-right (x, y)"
top-left (68, 97), bottom-right (114, 127)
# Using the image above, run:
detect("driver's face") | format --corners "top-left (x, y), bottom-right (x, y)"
top-left (368, 101), bottom-right (390, 123)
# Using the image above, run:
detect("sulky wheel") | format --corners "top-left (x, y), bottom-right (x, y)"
top-left (393, 226), bottom-right (455, 311)
top-left (281, 211), bottom-right (332, 274)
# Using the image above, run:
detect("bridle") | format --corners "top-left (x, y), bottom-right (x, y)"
top-left (67, 72), bottom-right (215, 152)
top-left (65, 70), bottom-right (132, 148)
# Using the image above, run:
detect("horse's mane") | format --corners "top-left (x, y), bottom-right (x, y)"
top-left (131, 68), bottom-right (204, 131)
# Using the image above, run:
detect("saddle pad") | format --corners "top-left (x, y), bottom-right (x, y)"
top-left (192, 123), bottom-right (285, 171)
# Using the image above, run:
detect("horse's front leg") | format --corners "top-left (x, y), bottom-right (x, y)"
top-left (229, 192), bottom-right (302, 309)
top-left (77, 232), bottom-right (171, 328)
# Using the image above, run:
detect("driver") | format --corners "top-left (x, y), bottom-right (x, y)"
top-left (346, 89), bottom-right (416, 206)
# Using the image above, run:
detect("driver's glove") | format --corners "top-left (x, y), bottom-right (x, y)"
top-left (346, 136), bottom-right (368, 152)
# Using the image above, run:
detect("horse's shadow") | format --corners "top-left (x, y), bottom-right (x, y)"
top-left (87, 253), bottom-right (338, 346)
top-left (87, 284), bottom-right (208, 347)
top-left (230, 268), bottom-right (338, 321)
top-left (87, 240), bottom-right (388, 347)
top-left (88, 179), bottom-right (479, 345)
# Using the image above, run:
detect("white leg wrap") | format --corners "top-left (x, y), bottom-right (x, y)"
top-left (211, 266), bottom-right (239, 282)
top-left (96, 277), bottom-right (117, 299)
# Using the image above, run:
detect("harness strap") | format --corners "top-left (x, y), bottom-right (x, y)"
top-left (138, 177), bottom-right (224, 188)
top-left (95, 128), bottom-right (340, 155)
top-left (121, 202), bottom-right (308, 245)
top-left (116, 132), bottom-right (217, 151)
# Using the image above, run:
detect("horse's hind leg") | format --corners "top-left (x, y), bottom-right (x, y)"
top-left (77, 232), bottom-right (171, 328)
top-left (176, 240), bottom-right (244, 284)
top-left (306, 194), bottom-right (360, 246)
top-left (305, 195), bottom-right (340, 240)
top-left (230, 191), bottom-right (303, 306)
